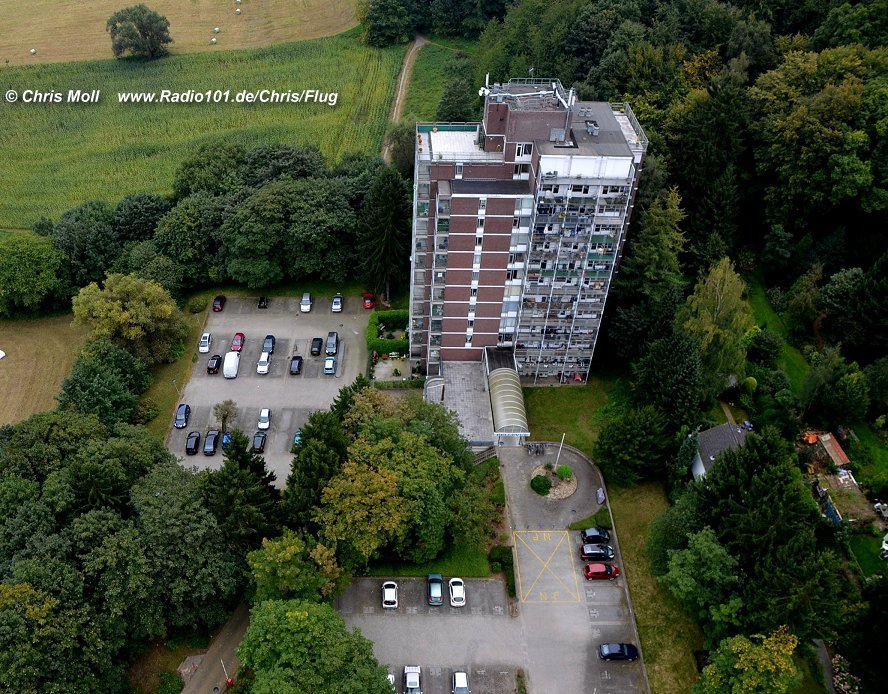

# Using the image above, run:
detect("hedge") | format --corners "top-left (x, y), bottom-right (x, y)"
top-left (367, 309), bottom-right (409, 355)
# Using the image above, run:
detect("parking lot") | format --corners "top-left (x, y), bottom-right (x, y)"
top-left (337, 578), bottom-right (519, 694)
top-left (167, 294), bottom-right (370, 482)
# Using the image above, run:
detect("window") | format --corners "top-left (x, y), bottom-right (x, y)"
top-left (475, 235), bottom-right (483, 247)
top-left (465, 334), bottom-right (473, 344)
top-left (513, 163), bottom-right (530, 176)
top-left (479, 198), bottom-right (487, 211)
top-left (455, 163), bottom-right (464, 179)
top-left (513, 217), bottom-right (520, 228)
top-left (516, 143), bottom-right (533, 157)
top-left (467, 319), bottom-right (474, 329)
top-left (473, 252), bottom-right (482, 265)
top-left (470, 287), bottom-right (478, 297)
top-left (477, 217), bottom-right (485, 229)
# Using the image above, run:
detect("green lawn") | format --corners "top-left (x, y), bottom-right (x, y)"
top-left (745, 274), bottom-right (810, 395)
top-left (403, 43), bottom-right (464, 121)
top-left (366, 543), bottom-right (491, 578)
top-left (524, 380), bottom-right (703, 693)
top-left (523, 372), bottom-right (628, 455)
top-left (850, 422), bottom-right (888, 486)
top-left (610, 483), bottom-right (704, 693)
top-left (0, 32), bottom-right (404, 228)
top-left (848, 531), bottom-right (886, 578)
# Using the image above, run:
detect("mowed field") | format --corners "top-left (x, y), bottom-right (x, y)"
top-left (0, 32), bottom-right (405, 228)
top-left (0, 0), bottom-right (357, 65)
top-left (0, 314), bottom-right (87, 426)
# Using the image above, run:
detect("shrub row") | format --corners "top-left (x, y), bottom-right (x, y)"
top-left (488, 545), bottom-right (516, 597)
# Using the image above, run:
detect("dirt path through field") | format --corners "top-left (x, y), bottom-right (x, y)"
top-left (382, 34), bottom-right (429, 162)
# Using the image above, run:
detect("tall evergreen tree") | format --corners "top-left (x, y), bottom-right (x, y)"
top-left (356, 167), bottom-right (411, 300)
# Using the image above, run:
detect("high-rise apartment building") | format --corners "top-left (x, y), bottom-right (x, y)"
top-left (409, 78), bottom-right (647, 383)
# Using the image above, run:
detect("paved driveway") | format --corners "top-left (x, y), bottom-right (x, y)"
top-left (166, 295), bottom-right (369, 483)
top-left (337, 578), bottom-right (520, 694)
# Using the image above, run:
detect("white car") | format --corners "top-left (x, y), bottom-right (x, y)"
top-left (331, 293), bottom-right (343, 312)
top-left (198, 332), bottom-right (212, 353)
top-left (257, 408), bottom-right (271, 430)
top-left (381, 581), bottom-right (398, 609)
top-left (257, 351), bottom-right (271, 374)
top-left (452, 670), bottom-right (470, 694)
top-left (449, 577), bottom-right (466, 607)
top-left (324, 356), bottom-right (336, 375)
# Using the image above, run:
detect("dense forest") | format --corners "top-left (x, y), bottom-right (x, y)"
top-left (369, 0), bottom-right (888, 690)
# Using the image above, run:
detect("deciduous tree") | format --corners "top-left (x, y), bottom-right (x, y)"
top-left (106, 4), bottom-right (173, 59)
top-left (246, 530), bottom-right (333, 603)
top-left (694, 626), bottom-right (801, 693)
top-left (113, 193), bottom-right (171, 243)
top-left (357, 0), bottom-right (413, 46)
top-left (50, 200), bottom-right (120, 287)
top-left (238, 600), bottom-right (392, 693)
top-left (593, 406), bottom-right (670, 486)
top-left (0, 234), bottom-right (66, 316)
top-left (72, 273), bottom-right (189, 365)
top-left (682, 257), bottom-right (755, 398)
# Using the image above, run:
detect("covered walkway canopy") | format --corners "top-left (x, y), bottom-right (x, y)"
top-left (485, 347), bottom-right (530, 440)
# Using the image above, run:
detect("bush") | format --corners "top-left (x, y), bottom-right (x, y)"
top-left (530, 475), bottom-right (551, 495)
top-left (490, 561), bottom-right (502, 573)
top-left (366, 310), bottom-right (409, 355)
top-left (133, 397), bottom-right (160, 424)
top-left (187, 296), bottom-right (208, 314)
top-left (492, 479), bottom-right (506, 505)
top-left (155, 672), bottom-right (184, 694)
top-left (488, 545), bottom-right (513, 566)
top-left (556, 465), bottom-right (573, 480)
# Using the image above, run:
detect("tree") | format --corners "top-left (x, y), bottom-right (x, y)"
top-left (199, 459), bottom-right (281, 554)
top-left (153, 191), bottom-right (229, 287)
top-left (760, 225), bottom-right (792, 280)
top-left (246, 530), bottom-right (334, 603)
top-left (694, 626), bottom-right (801, 693)
top-left (173, 142), bottom-right (246, 200)
top-left (813, 0), bottom-right (888, 50)
top-left (213, 400), bottom-right (239, 433)
top-left (436, 78), bottom-right (477, 122)
top-left (784, 264), bottom-right (822, 342)
top-left (113, 193), bottom-right (171, 243)
top-left (801, 348), bottom-right (870, 427)
top-left (661, 527), bottom-right (743, 646)
top-left (106, 4), bottom-right (173, 59)
top-left (682, 257), bottom-right (755, 398)
top-left (0, 233), bottom-right (66, 316)
top-left (746, 329), bottom-right (783, 367)
top-left (314, 461), bottom-right (406, 567)
top-left (592, 406), bottom-right (670, 486)
top-left (131, 462), bottom-right (239, 629)
top-left (284, 411), bottom-right (348, 528)
top-left (356, 167), bottom-right (411, 300)
top-left (72, 273), bottom-right (189, 365)
top-left (238, 599), bottom-right (392, 693)
top-left (242, 144), bottom-right (327, 188)
top-left (50, 200), bottom-right (120, 288)
top-left (357, 0), bottom-right (412, 47)
top-left (57, 339), bottom-right (151, 426)
top-left (817, 267), bottom-right (865, 346)
top-left (632, 330), bottom-right (707, 428)
top-left (618, 188), bottom-right (686, 304)
top-left (384, 119), bottom-right (417, 178)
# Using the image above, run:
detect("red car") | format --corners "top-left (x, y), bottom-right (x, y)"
top-left (362, 292), bottom-right (375, 309)
top-left (583, 562), bottom-right (620, 581)
top-left (212, 295), bottom-right (226, 312)
top-left (231, 332), bottom-right (245, 352)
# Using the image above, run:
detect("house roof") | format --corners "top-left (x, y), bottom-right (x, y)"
top-left (818, 433), bottom-right (851, 467)
top-left (698, 423), bottom-right (748, 474)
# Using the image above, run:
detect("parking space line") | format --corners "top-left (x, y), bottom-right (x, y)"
top-left (513, 530), bottom-right (581, 603)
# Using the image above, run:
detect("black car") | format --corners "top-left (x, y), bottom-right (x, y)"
top-left (579, 544), bottom-right (615, 561)
top-left (427, 573), bottom-right (444, 606)
top-left (173, 403), bottom-right (191, 429)
top-left (203, 430), bottom-right (220, 456)
top-left (289, 355), bottom-right (304, 375)
top-left (212, 295), bottom-right (226, 312)
top-left (252, 431), bottom-right (267, 453)
top-left (598, 643), bottom-right (639, 662)
top-left (185, 431), bottom-right (200, 455)
top-left (257, 296), bottom-right (269, 309)
top-left (206, 354), bottom-right (222, 374)
top-left (310, 337), bottom-right (324, 356)
top-left (581, 527), bottom-right (611, 545)
top-left (263, 334), bottom-right (276, 354)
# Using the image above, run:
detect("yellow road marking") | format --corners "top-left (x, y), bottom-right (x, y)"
top-left (513, 530), bottom-right (581, 603)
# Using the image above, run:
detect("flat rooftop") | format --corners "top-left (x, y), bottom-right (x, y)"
top-left (536, 101), bottom-right (633, 158)
top-left (427, 129), bottom-right (504, 163)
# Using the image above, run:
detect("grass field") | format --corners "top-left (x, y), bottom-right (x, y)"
top-left (745, 274), bottom-right (810, 394)
top-left (610, 484), bottom-right (704, 693)
top-left (402, 37), bottom-right (477, 121)
top-left (523, 373), bottom-right (628, 454)
top-left (0, 32), bottom-right (404, 228)
top-left (524, 380), bottom-right (702, 693)
top-left (1, 0), bottom-right (357, 66)
top-left (0, 314), bottom-right (87, 426)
